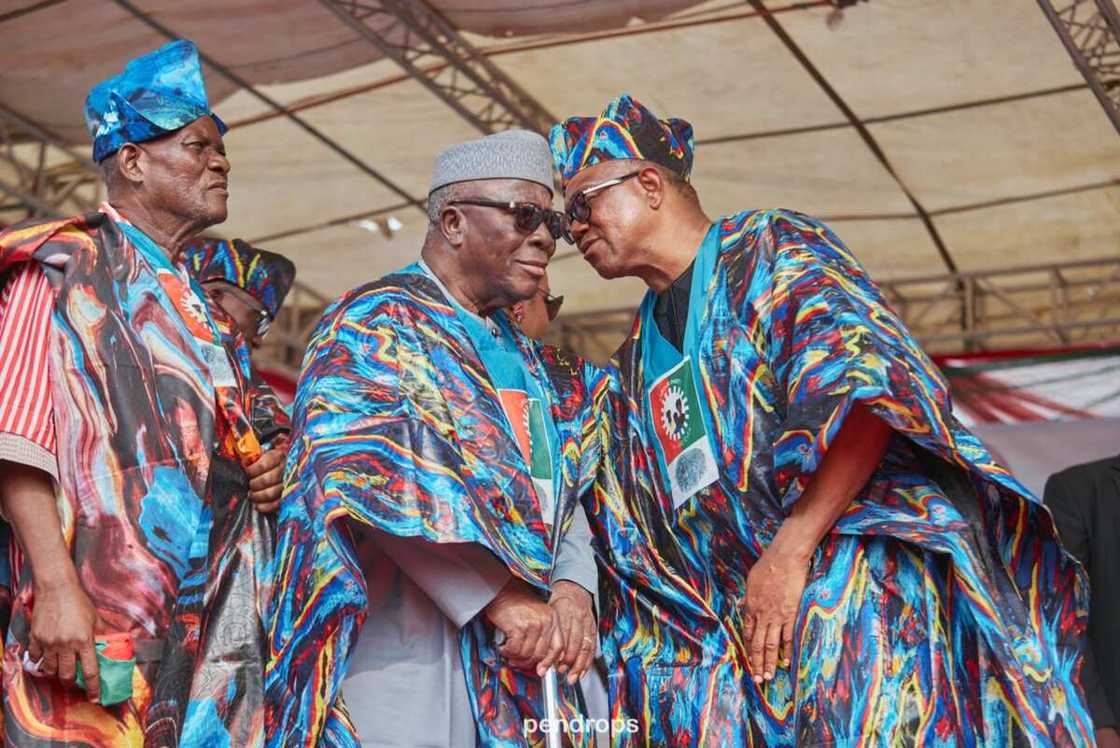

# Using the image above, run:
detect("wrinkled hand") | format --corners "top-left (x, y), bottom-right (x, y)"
top-left (28, 577), bottom-right (101, 703)
top-left (549, 580), bottom-right (597, 684)
top-left (1098, 728), bottom-right (1120, 748)
top-left (742, 546), bottom-right (809, 684)
top-left (484, 578), bottom-right (562, 676)
top-left (246, 447), bottom-right (286, 512)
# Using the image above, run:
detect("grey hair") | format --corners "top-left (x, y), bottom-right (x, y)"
top-left (427, 182), bottom-right (464, 225)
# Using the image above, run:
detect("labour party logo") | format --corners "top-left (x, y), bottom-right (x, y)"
top-left (499, 389), bottom-right (556, 523)
top-left (659, 383), bottom-right (691, 448)
top-left (647, 358), bottom-right (719, 509)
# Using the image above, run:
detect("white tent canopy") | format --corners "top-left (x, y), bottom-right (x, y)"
top-left (2, 0), bottom-right (1118, 325)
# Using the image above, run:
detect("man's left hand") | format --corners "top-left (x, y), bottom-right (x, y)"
top-left (246, 447), bottom-right (287, 512)
top-left (549, 580), bottom-right (596, 685)
top-left (742, 545), bottom-right (809, 685)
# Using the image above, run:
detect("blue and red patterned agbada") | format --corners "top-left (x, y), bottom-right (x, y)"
top-left (0, 207), bottom-right (282, 745)
top-left (581, 209), bottom-right (1093, 746)
top-left (265, 266), bottom-right (605, 747)
top-left (551, 93), bottom-right (1092, 746)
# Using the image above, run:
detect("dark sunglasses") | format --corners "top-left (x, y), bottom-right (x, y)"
top-left (541, 290), bottom-right (564, 321)
top-left (450, 198), bottom-right (571, 243)
top-left (565, 171), bottom-right (641, 226)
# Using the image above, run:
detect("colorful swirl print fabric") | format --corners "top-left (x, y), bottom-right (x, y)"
top-left (265, 267), bottom-right (602, 747)
top-left (0, 211), bottom-right (274, 746)
top-left (587, 209), bottom-right (1091, 746)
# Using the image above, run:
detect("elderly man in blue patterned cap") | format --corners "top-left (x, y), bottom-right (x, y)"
top-left (267, 129), bottom-right (605, 747)
top-left (549, 94), bottom-right (1093, 746)
top-left (0, 40), bottom-right (283, 744)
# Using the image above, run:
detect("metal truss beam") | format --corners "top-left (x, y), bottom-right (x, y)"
top-left (878, 256), bottom-right (1120, 353)
top-left (545, 257), bottom-right (1120, 364)
top-left (252, 256), bottom-right (1120, 370)
top-left (0, 104), bottom-right (101, 223)
top-left (319, 0), bottom-right (557, 134)
top-left (111, 0), bottom-right (427, 216)
top-left (1038, 0), bottom-right (1120, 134)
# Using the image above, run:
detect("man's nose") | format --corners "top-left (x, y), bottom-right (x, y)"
top-left (529, 220), bottom-right (556, 258)
top-left (211, 152), bottom-right (231, 175)
top-left (569, 219), bottom-right (589, 242)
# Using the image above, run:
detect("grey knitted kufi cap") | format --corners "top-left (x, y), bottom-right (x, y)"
top-left (428, 129), bottom-right (555, 195)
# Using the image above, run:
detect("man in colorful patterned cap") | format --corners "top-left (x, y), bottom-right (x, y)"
top-left (183, 237), bottom-right (296, 461)
top-left (0, 40), bottom-right (285, 744)
top-left (183, 237), bottom-right (296, 351)
top-left (549, 94), bottom-right (1093, 745)
top-left (267, 129), bottom-right (605, 747)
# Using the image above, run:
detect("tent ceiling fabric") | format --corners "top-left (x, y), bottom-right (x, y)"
top-left (2, 0), bottom-right (1118, 324)
top-left (0, 0), bottom-right (706, 142)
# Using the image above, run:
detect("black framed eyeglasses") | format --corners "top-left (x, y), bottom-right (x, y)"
top-left (449, 198), bottom-right (571, 243)
top-left (565, 171), bottom-right (641, 226)
top-left (541, 290), bottom-right (564, 321)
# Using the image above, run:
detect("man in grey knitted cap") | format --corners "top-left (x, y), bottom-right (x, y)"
top-left (269, 129), bottom-right (604, 746)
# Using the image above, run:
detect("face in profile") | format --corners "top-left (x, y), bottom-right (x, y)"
top-left (205, 281), bottom-right (268, 349)
top-left (562, 160), bottom-right (651, 280)
top-left (132, 116), bottom-right (231, 230)
top-left (450, 178), bottom-right (557, 310)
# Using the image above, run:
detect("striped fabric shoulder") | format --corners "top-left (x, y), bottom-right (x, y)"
top-left (0, 263), bottom-right (56, 454)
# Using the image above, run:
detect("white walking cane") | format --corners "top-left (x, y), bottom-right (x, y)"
top-left (494, 628), bottom-right (564, 746)
top-left (542, 666), bottom-right (563, 748)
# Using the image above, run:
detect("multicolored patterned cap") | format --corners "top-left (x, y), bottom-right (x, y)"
top-left (84, 39), bottom-right (227, 163)
top-left (182, 237), bottom-right (296, 318)
top-left (549, 94), bottom-right (694, 188)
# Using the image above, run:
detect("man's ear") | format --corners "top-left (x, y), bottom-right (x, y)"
top-left (115, 143), bottom-right (145, 186)
top-left (440, 206), bottom-right (467, 248)
top-left (637, 166), bottom-right (665, 210)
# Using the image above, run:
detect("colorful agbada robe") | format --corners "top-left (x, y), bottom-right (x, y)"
top-left (0, 208), bottom-right (277, 746)
top-left (587, 209), bottom-right (1092, 746)
top-left (266, 265), bottom-right (602, 747)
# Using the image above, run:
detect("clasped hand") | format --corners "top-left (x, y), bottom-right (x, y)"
top-left (245, 447), bottom-right (286, 512)
top-left (484, 578), bottom-right (596, 683)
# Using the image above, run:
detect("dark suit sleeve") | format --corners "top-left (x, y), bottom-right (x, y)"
top-left (1045, 474), bottom-right (1089, 568)
top-left (1045, 473), bottom-right (1116, 730)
